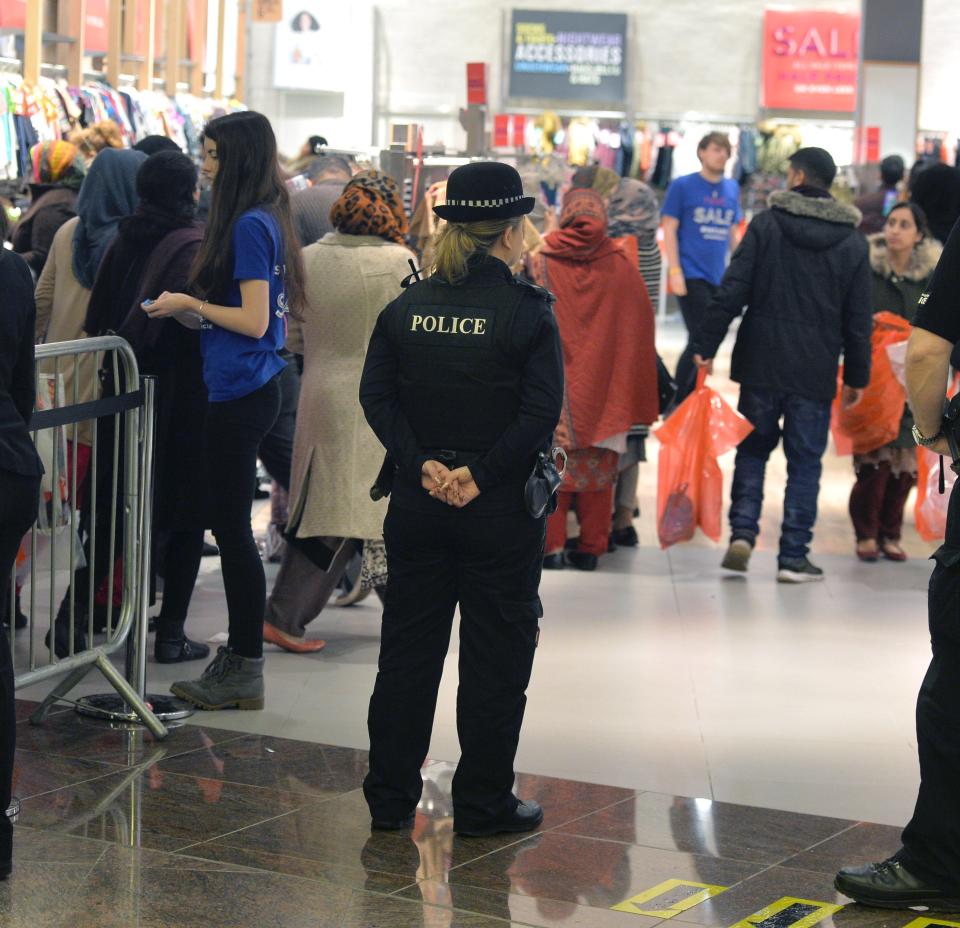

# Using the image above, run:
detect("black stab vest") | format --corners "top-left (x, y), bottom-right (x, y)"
top-left (389, 272), bottom-right (525, 457)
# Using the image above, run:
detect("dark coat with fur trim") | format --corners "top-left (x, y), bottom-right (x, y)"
top-left (692, 189), bottom-right (872, 401)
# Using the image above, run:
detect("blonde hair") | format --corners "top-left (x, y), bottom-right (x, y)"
top-left (432, 217), bottom-right (522, 284)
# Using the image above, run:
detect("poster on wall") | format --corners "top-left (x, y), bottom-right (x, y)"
top-left (508, 9), bottom-right (627, 103)
top-left (762, 9), bottom-right (860, 113)
top-left (273, 0), bottom-right (350, 91)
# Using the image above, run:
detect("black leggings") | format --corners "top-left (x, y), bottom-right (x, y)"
top-left (0, 470), bottom-right (42, 819)
top-left (205, 377), bottom-right (281, 659)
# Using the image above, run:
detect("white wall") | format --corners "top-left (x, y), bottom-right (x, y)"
top-left (919, 0), bottom-right (960, 134)
top-left (246, 0), bottom-right (375, 158)
top-left (246, 0), bottom-right (862, 156)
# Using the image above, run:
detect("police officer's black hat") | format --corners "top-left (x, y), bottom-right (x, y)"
top-left (433, 161), bottom-right (536, 222)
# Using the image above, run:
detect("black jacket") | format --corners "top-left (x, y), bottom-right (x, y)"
top-left (692, 189), bottom-right (872, 402)
top-left (360, 257), bottom-right (563, 514)
top-left (0, 249), bottom-right (43, 477)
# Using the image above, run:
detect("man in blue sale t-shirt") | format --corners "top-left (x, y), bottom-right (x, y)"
top-left (661, 132), bottom-right (742, 401)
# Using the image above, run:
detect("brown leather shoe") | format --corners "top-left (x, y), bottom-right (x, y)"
top-left (263, 621), bottom-right (326, 653)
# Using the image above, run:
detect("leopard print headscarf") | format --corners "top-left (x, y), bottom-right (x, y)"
top-left (329, 169), bottom-right (409, 245)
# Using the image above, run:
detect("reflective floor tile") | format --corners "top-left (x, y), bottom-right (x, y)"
top-left (11, 826), bottom-right (112, 865)
top-left (155, 734), bottom-right (369, 801)
top-left (397, 878), bottom-right (665, 928)
top-left (666, 864), bottom-right (939, 928)
top-left (195, 790), bottom-right (441, 885)
top-left (782, 823), bottom-right (906, 875)
top-left (13, 712), bottom-right (248, 767)
top-left (0, 861), bottom-right (97, 928)
top-left (8, 844), bottom-right (355, 928)
top-left (557, 793), bottom-right (851, 864)
top-left (12, 750), bottom-right (122, 800)
top-left (181, 838), bottom-right (416, 894)
top-left (340, 890), bottom-right (531, 927)
top-left (17, 767), bottom-right (310, 852)
top-left (446, 832), bottom-right (765, 910)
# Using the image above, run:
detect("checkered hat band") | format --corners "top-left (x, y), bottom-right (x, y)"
top-left (444, 195), bottom-right (525, 208)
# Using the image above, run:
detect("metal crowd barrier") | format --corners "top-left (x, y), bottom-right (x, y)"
top-left (6, 336), bottom-right (168, 739)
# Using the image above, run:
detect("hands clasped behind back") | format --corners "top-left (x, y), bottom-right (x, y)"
top-left (421, 461), bottom-right (482, 509)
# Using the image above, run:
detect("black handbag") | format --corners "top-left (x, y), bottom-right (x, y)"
top-left (657, 354), bottom-right (678, 415)
top-left (525, 447), bottom-right (567, 519)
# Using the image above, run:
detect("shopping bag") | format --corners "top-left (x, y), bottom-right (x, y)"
top-left (831, 312), bottom-right (912, 456)
top-left (916, 448), bottom-right (955, 542)
top-left (654, 369), bottom-right (754, 548)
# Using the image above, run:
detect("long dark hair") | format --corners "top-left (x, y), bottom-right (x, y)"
top-left (190, 111), bottom-right (305, 316)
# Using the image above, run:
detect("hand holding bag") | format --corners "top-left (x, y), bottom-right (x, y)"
top-left (525, 447), bottom-right (567, 518)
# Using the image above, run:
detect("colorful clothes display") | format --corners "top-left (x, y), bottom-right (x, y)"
top-left (0, 74), bottom-right (243, 183)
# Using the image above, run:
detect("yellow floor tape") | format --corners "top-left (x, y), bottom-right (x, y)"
top-left (611, 878), bottom-right (730, 918)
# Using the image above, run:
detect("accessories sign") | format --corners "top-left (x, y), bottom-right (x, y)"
top-left (509, 9), bottom-right (627, 103)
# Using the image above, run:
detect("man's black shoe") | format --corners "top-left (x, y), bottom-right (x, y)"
top-left (202, 541), bottom-right (220, 557)
top-left (566, 551), bottom-right (598, 572)
top-left (455, 799), bottom-right (544, 838)
top-left (611, 526), bottom-right (639, 548)
top-left (371, 812), bottom-right (416, 831)
top-left (835, 858), bottom-right (960, 910)
top-left (542, 553), bottom-right (565, 570)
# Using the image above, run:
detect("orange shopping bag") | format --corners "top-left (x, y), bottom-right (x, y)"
top-left (654, 369), bottom-right (754, 549)
top-left (831, 311), bottom-right (912, 456)
top-left (915, 448), bottom-right (955, 542)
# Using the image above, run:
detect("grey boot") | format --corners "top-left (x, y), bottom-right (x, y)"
top-left (170, 647), bottom-right (265, 710)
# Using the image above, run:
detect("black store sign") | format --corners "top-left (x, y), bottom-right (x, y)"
top-left (509, 9), bottom-right (628, 103)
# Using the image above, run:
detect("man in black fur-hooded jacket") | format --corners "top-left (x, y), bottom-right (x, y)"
top-left (691, 147), bottom-right (872, 584)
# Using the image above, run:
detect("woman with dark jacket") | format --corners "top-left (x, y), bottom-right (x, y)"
top-left (84, 151), bottom-right (208, 664)
top-left (849, 203), bottom-right (942, 561)
top-left (11, 141), bottom-right (85, 277)
top-left (0, 210), bottom-right (44, 880)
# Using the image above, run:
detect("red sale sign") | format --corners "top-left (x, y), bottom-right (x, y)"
top-left (762, 9), bottom-right (860, 113)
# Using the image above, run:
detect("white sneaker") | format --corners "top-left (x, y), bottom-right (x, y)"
top-left (777, 557), bottom-right (824, 583)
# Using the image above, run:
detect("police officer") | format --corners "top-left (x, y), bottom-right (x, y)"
top-left (359, 161), bottom-right (563, 837)
top-left (836, 227), bottom-right (960, 907)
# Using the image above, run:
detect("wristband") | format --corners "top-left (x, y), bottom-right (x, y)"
top-left (669, 267), bottom-right (683, 276)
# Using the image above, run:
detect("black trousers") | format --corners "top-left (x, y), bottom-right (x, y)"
top-left (899, 482), bottom-right (960, 892)
top-left (257, 358), bottom-right (299, 493)
top-left (205, 377), bottom-right (281, 659)
top-left (0, 469), bottom-right (41, 863)
top-left (674, 278), bottom-right (719, 404)
top-left (363, 500), bottom-right (545, 828)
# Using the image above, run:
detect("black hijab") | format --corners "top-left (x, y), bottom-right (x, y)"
top-left (84, 151), bottom-right (199, 336)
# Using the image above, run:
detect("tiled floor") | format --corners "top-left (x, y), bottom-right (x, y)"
top-left (7, 342), bottom-right (954, 922)
top-left (5, 705), bottom-right (957, 928)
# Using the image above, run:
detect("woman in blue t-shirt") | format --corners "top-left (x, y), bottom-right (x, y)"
top-left (143, 111), bottom-right (305, 711)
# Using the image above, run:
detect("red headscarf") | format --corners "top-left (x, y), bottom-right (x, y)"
top-left (536, 188), bottom-right (659, 448)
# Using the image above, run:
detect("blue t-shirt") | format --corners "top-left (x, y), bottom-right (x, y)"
top-left (661, 173), bottom-right (742, 286)
top-left (200, 208), bottom-right (288, 402)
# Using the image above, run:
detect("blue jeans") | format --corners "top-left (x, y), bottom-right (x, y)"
top-left (729, 387), bottom-right (832, 561)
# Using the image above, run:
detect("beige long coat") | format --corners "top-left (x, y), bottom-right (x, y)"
top-left (288, 232), bottom-right (412, 540)
top-left (35, 216), bottom-right (96, 443)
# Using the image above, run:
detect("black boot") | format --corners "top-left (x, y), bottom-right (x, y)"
top-left (0, 592), bottom-right (27, 631)
top-left (44, 597), bottom-right (87, 659)
top-left (566, 551), bottom-right (599, 571)
top-left (154, 621), bottom-right (211, 664)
